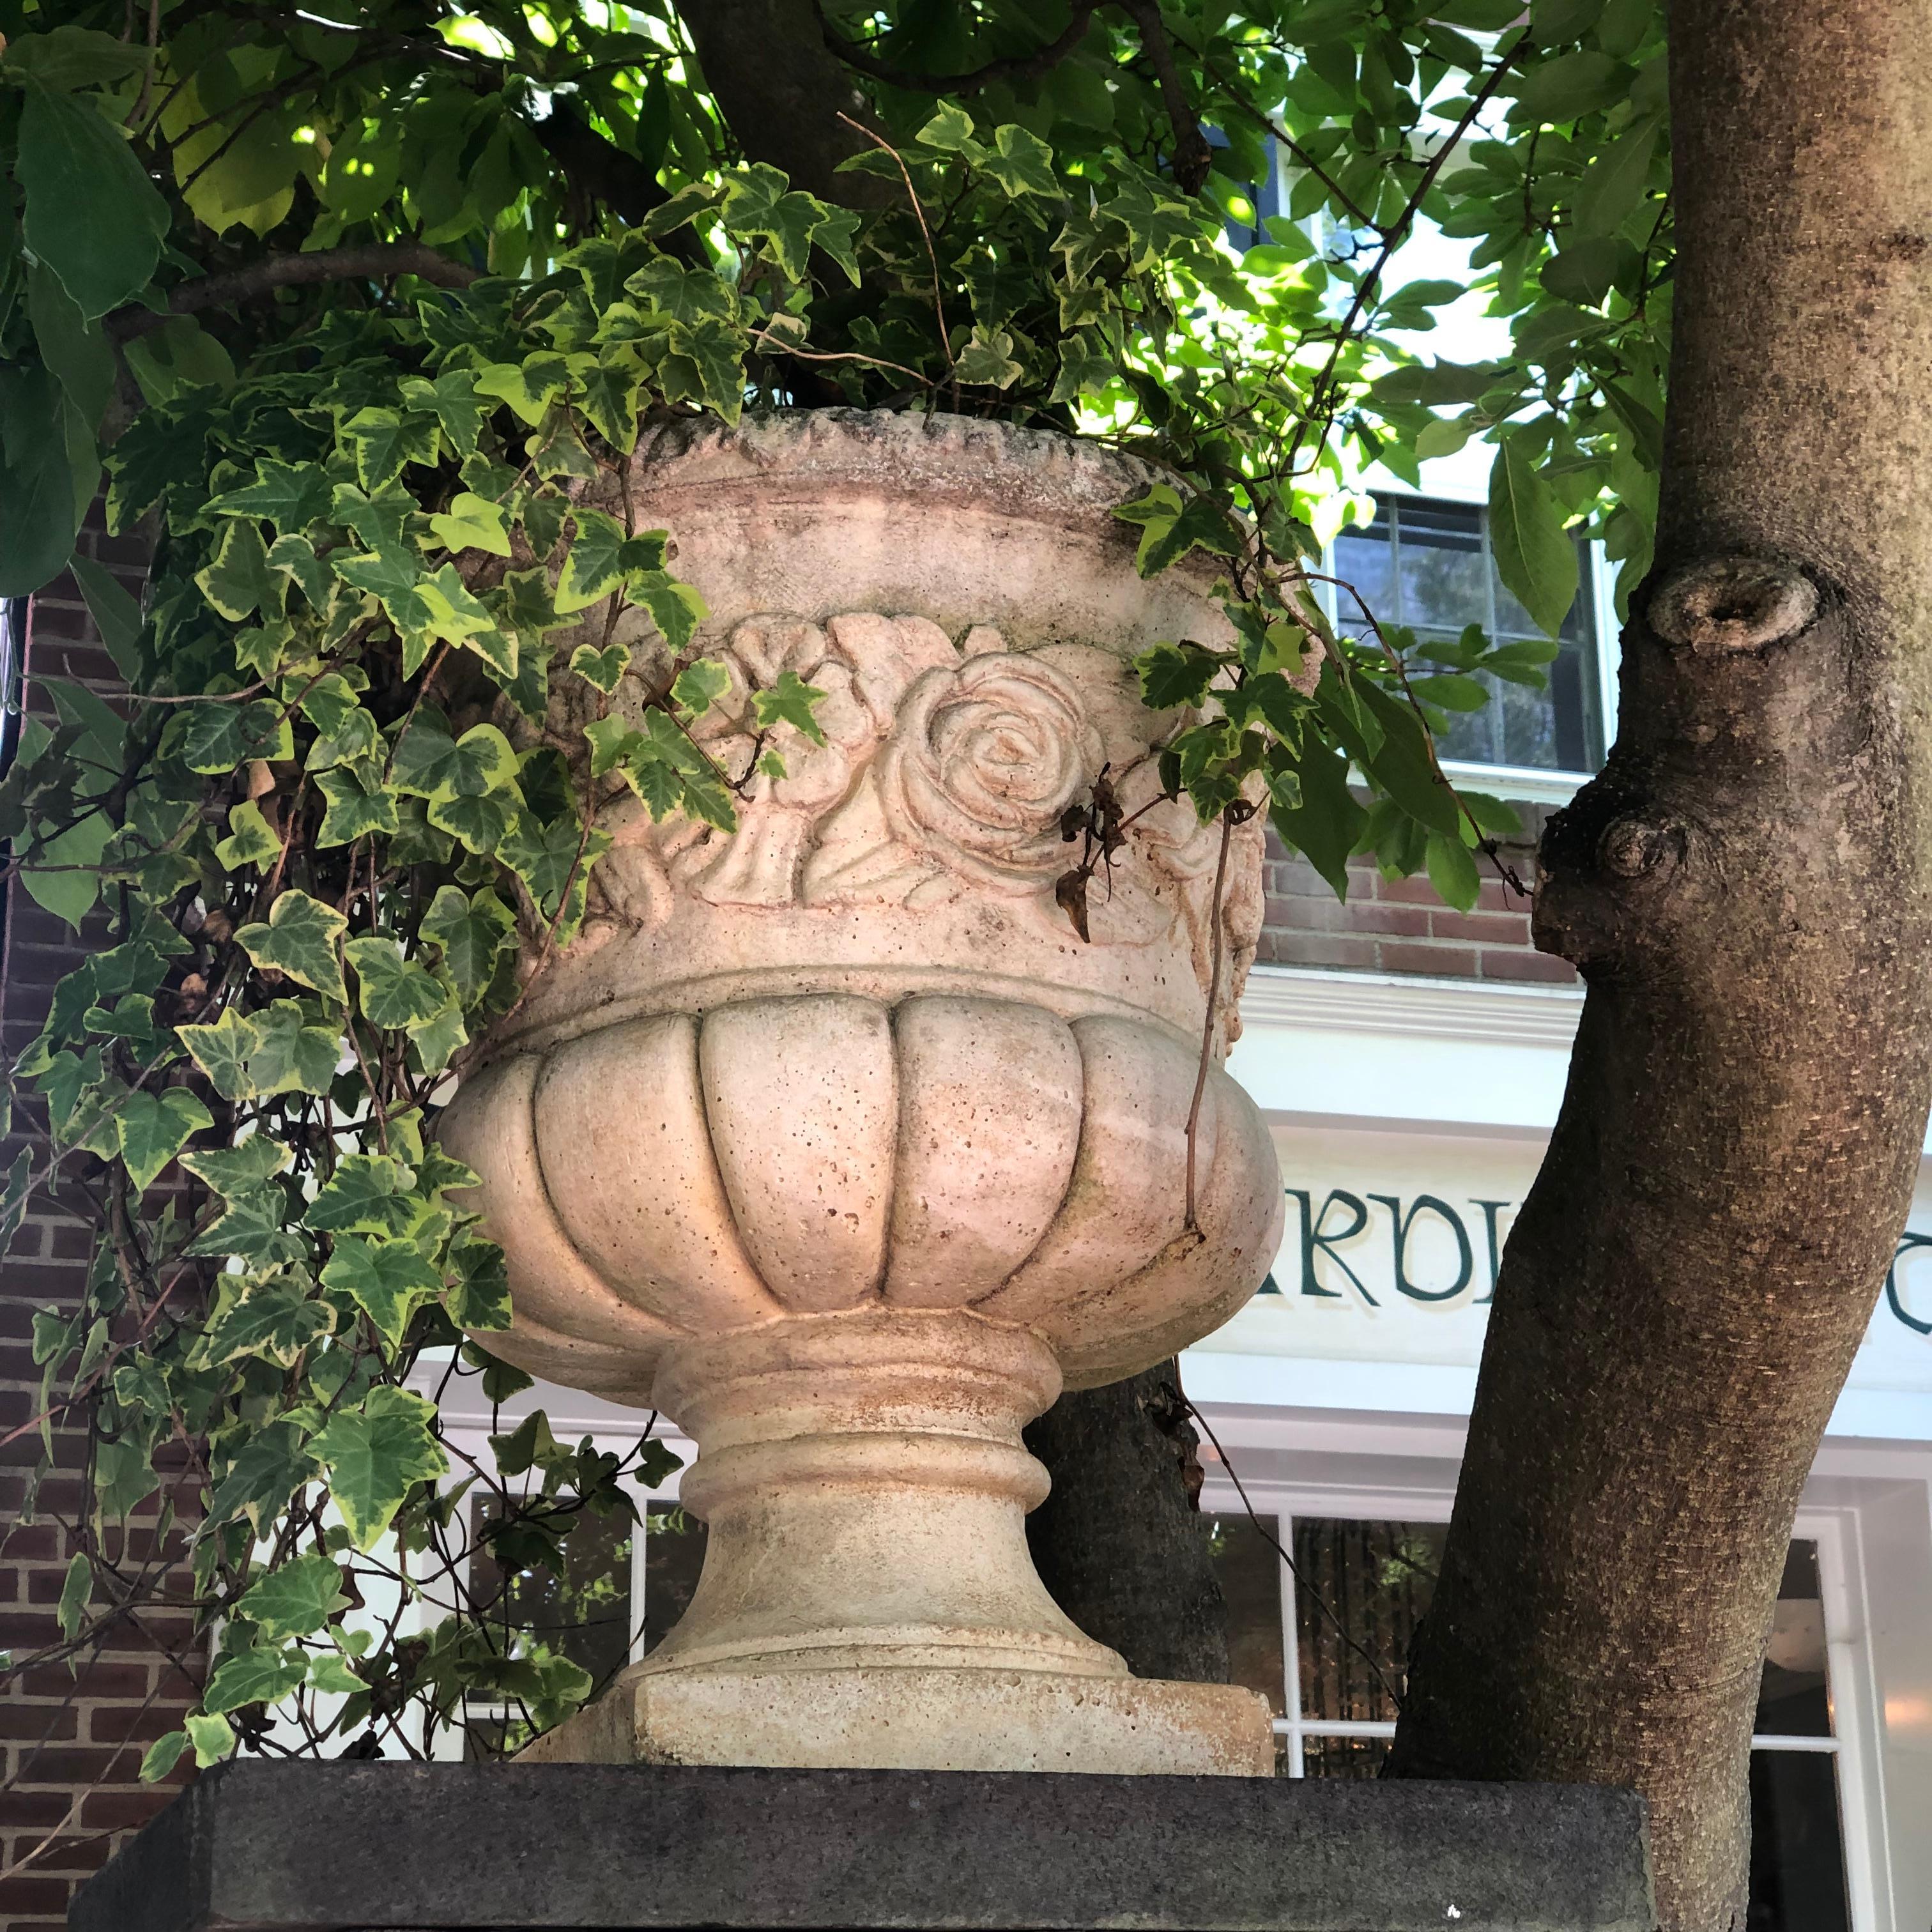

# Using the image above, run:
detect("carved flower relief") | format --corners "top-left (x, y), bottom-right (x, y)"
top-left (587, 610), bottom-right (1260, 1011)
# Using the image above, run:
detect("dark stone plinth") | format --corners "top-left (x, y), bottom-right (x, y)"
top-left (69, 1761), bottom-right (1656, 1932)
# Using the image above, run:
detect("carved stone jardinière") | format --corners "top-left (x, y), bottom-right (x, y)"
top-left (436, 411), bottom-right (1287, 1774)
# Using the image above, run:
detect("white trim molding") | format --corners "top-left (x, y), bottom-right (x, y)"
top-left (1239, 965), bottom-right (1584, 1049)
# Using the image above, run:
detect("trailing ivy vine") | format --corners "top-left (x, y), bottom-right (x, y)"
top-left (0, 0), bottom-right (1674, 1806)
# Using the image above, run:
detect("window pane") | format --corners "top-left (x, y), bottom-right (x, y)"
top-left (1747, 1751), bottom-right (1851, 1932)
top-left (1394, 500), bottom-right (1487, 632)
top-left (468, 1494), bottom-right (634, 1686)
top-left (642, 1504), bottom-right (709, 1657)
top-left (1293, 1517), bottom-right (1446, 1724)
top-left (1756, 1540), bottom-right (1832, 1738)
top-left (1303, 1734), bottom-right (1390, 1778)
top-left (1206, 1513), bottom-right (1287, 1716)
top-left (1332, 525), bottom-right (1395, 620)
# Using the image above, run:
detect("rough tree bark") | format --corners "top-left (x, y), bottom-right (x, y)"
top-left (1388, 6), bottom-right (1932, 1929)
top-left (1023, 1361), bottom-right (1232, 1682)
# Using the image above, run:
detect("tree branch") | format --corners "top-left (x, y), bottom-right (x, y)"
top-left (107, 244), bottom-right (478, 341)
top-left (822, 0), bottom-right (1211, 197)
top-left (530, 99), bottom-right (673, 226)
top-left (822, 1), bottom-right (1103, 94)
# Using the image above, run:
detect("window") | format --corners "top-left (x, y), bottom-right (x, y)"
top-left (1330, 494), bottom-right (1607, 776)
top-left (1209, 1512), bottom-right (1854, 1932)
top-left (461, 1490), bottom-right (707, 1756)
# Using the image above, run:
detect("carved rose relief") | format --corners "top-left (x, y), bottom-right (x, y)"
top-left (585, 610), bottom-right (1261, 1007)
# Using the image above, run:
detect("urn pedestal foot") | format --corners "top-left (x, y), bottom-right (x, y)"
top-left (518, 1663), bottom-right (1275, 1774)
top-left (514, 1308), bottom-right (1273, 1775)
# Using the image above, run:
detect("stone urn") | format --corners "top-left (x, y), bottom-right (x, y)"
top-left (436, 411), bottom-right (1286, 1774)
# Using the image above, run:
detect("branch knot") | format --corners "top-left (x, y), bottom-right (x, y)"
top-left (1648, 557), bottom-right (1818, 656)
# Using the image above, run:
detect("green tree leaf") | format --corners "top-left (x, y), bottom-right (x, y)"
top-left (1488, 436), bottom-right (1580, 638)
top-left (312, 1386), bottom-right (447, 1550)
top-left (235, 890), bottom-right (349, 1004)
top-left (1425, 828), bottom-right (1483, 911)
top-left (17, 84), bottom-right (169, 319)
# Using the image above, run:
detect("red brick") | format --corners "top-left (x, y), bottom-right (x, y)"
top-left (1478, 947), bottom-right (1579, 985)
top-left (1428, 907), bottom-right (1533, 944)
top-left (0, 1703), bottom-right (77, 1742)
top-left (1257, 933), bottom-right (1380, 970)
top-left (1377, 941), bottom-right (1480, 978)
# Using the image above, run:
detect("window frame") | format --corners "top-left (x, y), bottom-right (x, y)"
top-left (1197, 1473), bottom-right (1885, 1932)
top-left (1319, 493), bottom-right (1624, 806)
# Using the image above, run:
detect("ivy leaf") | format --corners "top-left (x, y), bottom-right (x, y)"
top-left (446, 1236), bottom-right (512, 1331)
top-left (235, 890), bottom-right (348, 1004)
top-left (420, 885), bottom-right (516, 1004)
top-left (315, 765), bottom-right (401, 847)
top-left (1135, 642), bottom-right (1221, 710)
top-left (174, 697), bottom-right (295, 774)
top-left (312, 1386), bottom-right (448, 1551)
top-left (213, 799), bottom-right (283, 870)
top-left (661, 315), bottom-right (744, 421)
top-left (308, 1652), bottom-right (364, 1697)
top-left (116, 1089), bottom-right (213, 1192)
top-left (204, 1418), bottom-right (315, 1533)
top-left (186, 1712), bottom-right (236, 1768)
top-left (247, 1002), bottom-right (341, 1098)
top-left (427, 491), bottom-right (512, 558)
top-left (1488, 436), bottom-right (1579, 638)
top-left (980, 124), bottom-right (1057, 198)
top-left (332, 546), bottom-right (434, 639)
top-left (236, 1551), bottom-right (348, 1641)
top-left (17, 86), bottom-right (169, 320)
top-left (322, 1236), bottom-right (442, 1347)
top-left (720, 162), bottom-right (831, 280)
top-left (139, 1731), bottom-right (189, 1784)
top-left (176, 1006), bottom-right (263, 1104)
top-left (56, 1551), bottom-right (90, 1640)
top-left (576, 360), bottom-right (641, 453)
top-left (629, 571), bottom-right (707, 650)
top-left (309, 1152), bottom-right (419, 1238)
top-left (915, 102), bottom-right (981, 154)
top-left (342, 407), bottom-right (442, 493)
top-left (570, 641), bottom-right (631, 693)
top-left (399, 369), bottom-right (485, 455)
top-left (203, 1639), bottom-right (309, 1715)
top-left (474, 354), bottom-right (571, 427)
top-left (555, 506), bottom-right (628, 613)
top-left (206, 459), bottom-right (332, 535)
top-left (427, 790), bottom-right (519, 855)
top-left (752, 669), bottom-right (828, 745)
top-left (198, 1276), bottom-right (334, 1368)
top-left (196, 521), bottom-right (281, 622)
top-left (344, 938), bottom-right (448, 1032)
top-left (953, 326), bottom-right (1023, 389)
top-left (671, 657), bottom-right (731, 717)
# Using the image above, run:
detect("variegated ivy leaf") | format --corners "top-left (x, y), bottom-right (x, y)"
top-left (234, 889), bottom-right (348, 1004)
top-left (308, 1153), bottom-right (420, 1238)
top-left (322, 1234), bottom-right (442, 1347)
top-left (212, 798), bottom-right (282, 869)
top-left (312, 1385), bottom-right (447, 1551)
top-left (427, 491), bottom-right (512, 558)
top-left (344, 938), bottom-right (448, 1032)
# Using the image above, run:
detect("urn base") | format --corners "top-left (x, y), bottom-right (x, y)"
top-left (517, 1664), bottom-right (1275, 1775)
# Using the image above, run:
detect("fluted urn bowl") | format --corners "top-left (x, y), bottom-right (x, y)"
top-left (436, 411), bottom-right (1289, 1775)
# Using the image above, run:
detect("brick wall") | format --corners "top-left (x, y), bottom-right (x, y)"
top-left (0, 521), bottom-right (203, 1932)
top-left (1255, 810), bottom-right (1577, 986)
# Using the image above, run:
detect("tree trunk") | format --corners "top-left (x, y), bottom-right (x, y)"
top-left (1025, 1361), bottom-right (1232, 1682)
top-left (1388, 6), bottom-right (1932, 1928)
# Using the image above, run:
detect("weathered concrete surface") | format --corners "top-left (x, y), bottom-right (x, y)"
top-left (69, 1760), bottom-right (1657, 1932)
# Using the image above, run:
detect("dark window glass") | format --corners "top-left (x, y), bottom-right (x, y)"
top-left (641, 1505), bottom-right (708, 1657)
top-left (1303, 1734), bottom-right (1390, 1778)
top-left (1206, 1514), bottom-right (1287, 1717)
top-left (1747, 1751), bottom-right (1851, 1932)
top-left (1756, 1540), bottom-right (1832, 1738)
top-left (468, 1496), bottom-right (636, 1687)
top-left (1292, 1517), bottom-right (1445, 1724)
top-left (1330, 494), bottom-right (1605, 773)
